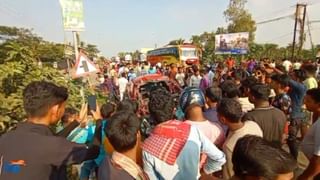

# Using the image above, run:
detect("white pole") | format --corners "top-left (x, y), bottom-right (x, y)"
top-left (66, 58), bottom-right (71, 78)
top-left (73, 31), bottom-right (79, 60)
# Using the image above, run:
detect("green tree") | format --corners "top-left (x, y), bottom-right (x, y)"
top-left (190, 35), bottom-right (202, 48)
top-left (190, 32), bottom-right (216, 63)
top-left (85, 44), bottom-right (100, 60)
top-left (132, 50), bottom-right (141, 61)
top-left (216, 27), bottom-right (228, 34)
top-left (37, 42), bottom-right (64, 62)
top-left (224, 0), bottom-right (256, 42)
top-left (0, 26), bottom-right (94, 135)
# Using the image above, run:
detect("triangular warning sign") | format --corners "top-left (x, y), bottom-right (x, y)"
top-left (72, 52), bottom-right (99, 78)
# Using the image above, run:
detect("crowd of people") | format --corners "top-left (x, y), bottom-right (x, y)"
top-left (1, 57), bottom-right (320, 180)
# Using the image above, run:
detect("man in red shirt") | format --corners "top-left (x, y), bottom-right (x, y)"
top-left (226, 57), bottom-right (235, 70)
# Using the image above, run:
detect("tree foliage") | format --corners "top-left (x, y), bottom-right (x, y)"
top-left (0, 26), bottom-right (93, 135)
top-left (190, 32), bottom-right (216, 64)
top-left (168, 38), bottom-right (185, 45)
top-left (79, 41), bottom-right (100, 60)
top-left (224, 0), bottom-right (256, 43)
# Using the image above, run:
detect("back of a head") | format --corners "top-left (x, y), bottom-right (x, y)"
top-left (271, 74), bottom-right (290, 87)
top-left (205, 87), bottom-right (222, 103)
top-left (149, 88), bottom-right (175, 125)
top-left (192, 65), bottom-right (199, 72)
top-left (232, 135), bottom-right (297, 179)
top-left (179, 87), bottom-right (206, 114)
top-left (292, 69), bottom-right (306, 81)
top-left (101, 103), bottom-right (116, 119)
top-left (240, 77), bottom-right (258, 96)
top-left (276, 65), bottom-right (286, 73)
top-left (241, 76), bottom-right (258, 89)
top-left (220, 80), bottom-right (239, 98)
top-left (306, 88), bottom-right (320, 103)
top-left (217, 98), bottom-right (243, 123)
top-left (233, 69), bottom-right (247, 81)
top-left (117, 99), bottom-right (138, 113)
top-left (303, 64), bottom-right (317, 75)
top-left (200, 68), bottom-right (206, 75)
top-left (23, 81), bottom-right (68, 118)
top-left (106, 112), bottom-right (140, 153)
top-left (249, 84), bottom-right (271, 101)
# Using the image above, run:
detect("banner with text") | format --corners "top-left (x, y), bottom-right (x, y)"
top-left (59, 0), bottom-right (85, 31)
top-left (215, 32), bottom-right (249, 54)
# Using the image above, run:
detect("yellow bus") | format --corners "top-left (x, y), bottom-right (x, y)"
top-left (147, 44), bottom-right (201, 66)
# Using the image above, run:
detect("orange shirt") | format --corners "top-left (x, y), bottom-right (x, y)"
top-left (226, 59), bottom-right (235, 69)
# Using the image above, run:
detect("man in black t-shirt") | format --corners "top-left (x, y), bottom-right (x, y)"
top-left (243, 84), bottom-right (287, 147)
top-left (0, 81), bottom-right (102, 180)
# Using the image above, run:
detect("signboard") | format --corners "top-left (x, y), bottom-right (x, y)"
top-left (53, 62), bottom-right (58, 69)
top-left (64, 45), bottom-right (74, 56)
top-left (215, 32), bottom-right (249, 54)
top-left (73, 53), bottom-right (99, 78)
top-left (59, 0), bottom-right (85, 31)
top-left (140, 53), bottom-right (146, 61)
top-left (140, 48), bottom-right (154, 61)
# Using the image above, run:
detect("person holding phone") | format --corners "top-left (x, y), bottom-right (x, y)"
top-left (0, 81), bottom-right (103, 180)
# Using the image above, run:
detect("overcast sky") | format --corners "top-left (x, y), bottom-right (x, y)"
top-left (0, 0), bottom-right (319, 57)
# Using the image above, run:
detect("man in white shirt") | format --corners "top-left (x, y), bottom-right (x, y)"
top-left (293, 60), bottom-right (302, 70)
top-left (207, 66), bottom-right (215, 87)
top-left (299, 88), bottom-right (320, 179)
top-left (118, 72), bottom-right (128, 101)
top-left (282, 59), bottom-right (292, 72)
top-left (189, 70), bottom-right (202, 88)
top-left (217, 98), bottom-right (263, 179)
top-left (175, 67), bottom-right (185, 87)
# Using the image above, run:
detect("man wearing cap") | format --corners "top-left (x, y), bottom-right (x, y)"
top-left (142, 87), bottom-right (226, 180)
top-left (182, 87), bottom-right (225, 169)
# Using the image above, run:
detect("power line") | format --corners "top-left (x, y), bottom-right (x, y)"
top-left (307, 0), bottom-right (320, 6)
top-left (265, 32), bottom-right (294, 43)
top-left (306, 12), bottom-right (314, 53)
top-left (254, 6), bottom-right (294, 21)
top-left (309, 20), bottom-right (320, 24)
top-left (0, 0), bottom-right (42, 31)
top-left (256, 14), bottom-right (294, 25)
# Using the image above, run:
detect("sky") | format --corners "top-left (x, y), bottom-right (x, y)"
top-left (0, 0), bottom-right (319, 57)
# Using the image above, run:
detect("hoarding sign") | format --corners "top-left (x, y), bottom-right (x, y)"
top-left (215, 32), bottom-right (249, 54)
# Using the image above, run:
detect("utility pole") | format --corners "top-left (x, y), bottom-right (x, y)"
top-left (298, 4), bottom-right (307, 56)
top-left (73, 31), bottom-right (79, 60)
top-left (291, 4), bottom-right (299, 60)
top-left (291, 4), bottom-right (307, 60)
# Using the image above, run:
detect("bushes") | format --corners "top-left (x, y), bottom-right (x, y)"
top-left (0, 26), bottom-right (103, 135)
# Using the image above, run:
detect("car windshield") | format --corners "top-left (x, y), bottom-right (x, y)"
top-left (139, 81), bottom-right (169, 99)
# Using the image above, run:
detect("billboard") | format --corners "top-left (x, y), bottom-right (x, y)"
top-left (215, 32), bottom-right (249, 54)
top-left (59, 0), bottom-right (85, 31)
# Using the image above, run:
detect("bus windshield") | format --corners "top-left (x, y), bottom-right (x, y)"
top-left (181, 48), bottom-right (197, 57)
